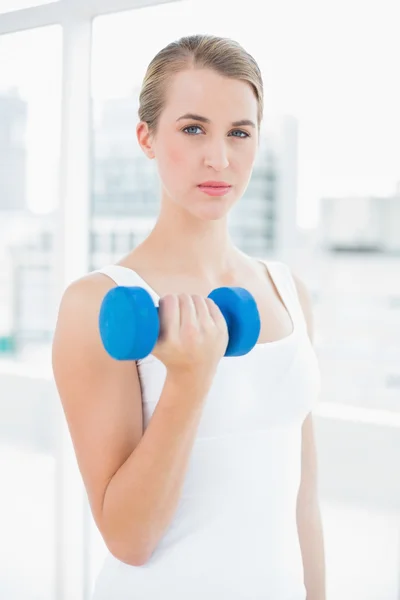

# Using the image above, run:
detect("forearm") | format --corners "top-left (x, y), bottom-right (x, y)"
top-left (101, 371), bottom-right (211, 566)
top-left (296, 494), bottom-right (326, 600)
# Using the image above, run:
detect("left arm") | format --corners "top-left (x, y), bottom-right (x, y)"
top-left (292, 272), bottom-right (326, 600)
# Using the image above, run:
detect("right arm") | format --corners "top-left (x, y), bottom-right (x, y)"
top-left (101, 371), bottom-right (212, 566)
top-left (52, 276), bottom-right (226, 566)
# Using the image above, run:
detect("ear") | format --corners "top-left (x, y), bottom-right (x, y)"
top-left (136, 121), bottom-right (155, 159)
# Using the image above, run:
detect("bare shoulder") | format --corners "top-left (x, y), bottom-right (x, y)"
top-left (290, 270), bottom-right (311, 302)
top-left (290, 268), bottom-right (314, 343)
top-left (52, 267), bottom-right (134, 391)
top-left (52, 270), bottom-right (119, 363)
top-left (61, 269), bottom-right (117, 304)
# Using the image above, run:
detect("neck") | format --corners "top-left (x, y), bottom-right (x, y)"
top-left (139, 197), bottom-right (243, 279)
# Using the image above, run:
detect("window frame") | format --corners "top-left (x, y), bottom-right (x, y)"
top-left (0, 2), bottom-right (180, 599)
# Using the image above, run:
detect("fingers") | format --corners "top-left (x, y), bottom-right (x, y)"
top-left (205, 297), bottom-right (226, 329)
top-left (179, 293), bottom-right (198, 330)
top-left (158, 294), bottom-right (180, 340)
top-left (159, 293), bottom-right (225, 339)
top-left (178, 294), bottom-right (217, 335)
top-left (191, 295), bottom-right (213, 328)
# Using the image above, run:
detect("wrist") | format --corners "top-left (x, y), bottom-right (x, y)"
top-left (165, 366), bottom-right (215, 395)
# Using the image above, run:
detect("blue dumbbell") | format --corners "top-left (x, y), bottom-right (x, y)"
top-left (99, 286), bottom-right (261, 361)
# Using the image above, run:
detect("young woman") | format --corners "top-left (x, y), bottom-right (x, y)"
top-left (52, 34), bottom-right (326, 600)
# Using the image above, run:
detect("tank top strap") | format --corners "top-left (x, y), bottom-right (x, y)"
top-left (95, 264), bottom-right (160, 305)
top-left (95, 261), bottom-right (308, 335)
top-left (261, 259), bottom-right (308, 335)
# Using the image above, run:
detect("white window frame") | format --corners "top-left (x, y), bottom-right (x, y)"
top-left (0, 1), bottom-right (179, 599)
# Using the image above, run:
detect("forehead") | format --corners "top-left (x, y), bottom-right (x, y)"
top-left (162, 68), bottom-right (258, 121)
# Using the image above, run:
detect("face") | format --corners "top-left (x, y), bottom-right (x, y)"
top-left (137, 68), bottom-right (259, 221)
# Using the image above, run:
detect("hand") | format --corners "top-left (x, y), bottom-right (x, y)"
top-left (152, 293), bottom-right (229, 379)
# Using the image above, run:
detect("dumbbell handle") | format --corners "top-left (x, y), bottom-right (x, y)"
top-left (151, 298), bottom-right (235, 349)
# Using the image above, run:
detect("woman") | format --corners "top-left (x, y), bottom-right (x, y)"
top-left (52, 34), bottom-right (326, 599)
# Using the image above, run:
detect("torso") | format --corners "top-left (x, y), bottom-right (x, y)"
top-left (92, 251), bottom-right (315, 600)
top-left (115, 249), bottom-right (295, 346)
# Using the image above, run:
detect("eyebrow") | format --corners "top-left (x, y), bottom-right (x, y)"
top-left (176, 113), bottom-right (256, 128)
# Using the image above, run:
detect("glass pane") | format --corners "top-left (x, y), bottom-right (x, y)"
top-left (0, 0), bottom-right (57, 14)
top-left (0, 25), bottom-right (62, 600)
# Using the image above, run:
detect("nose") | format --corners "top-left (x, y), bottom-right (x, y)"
top-left (204, 139), bottom-right (229, 171)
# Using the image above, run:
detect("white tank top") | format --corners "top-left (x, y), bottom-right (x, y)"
top-left (91, 259), bottom-right (321, 600)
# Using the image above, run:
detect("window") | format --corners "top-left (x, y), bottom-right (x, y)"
top-left (0, 24), bottom-right (62, 600)
top-left (0, 28), bottom-right (61, 364)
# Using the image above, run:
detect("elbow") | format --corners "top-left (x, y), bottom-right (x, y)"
top-left (99, 504), bottom-right (156, 566)
top-left (106, 537), bottom-right (153, 567)
top-left (108, 544), bottom-right (149, 567)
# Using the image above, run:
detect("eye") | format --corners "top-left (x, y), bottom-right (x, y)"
top-left (182, 125), bottom-right (251, 138)
top-left (229, 129), bottom-right (250, 138)
top-left (182, 125), bottom-right (203, 135)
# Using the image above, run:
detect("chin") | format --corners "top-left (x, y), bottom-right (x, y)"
top-left (196, 208), bottom-right (230, 222)
top-left (180, 193), bottom-right (236, 221)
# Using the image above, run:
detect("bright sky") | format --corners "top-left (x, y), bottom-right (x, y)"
top-left (0, 0), bottom-right (399, 227)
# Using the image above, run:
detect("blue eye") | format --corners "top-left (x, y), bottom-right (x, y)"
top-left (182, 125), bottom-right (250, 138)
top-left (230, 130), bottom-right (250, 138)
top-left (183, 125), bottom-right (203, 135)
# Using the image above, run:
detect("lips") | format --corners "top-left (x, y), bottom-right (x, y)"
top-left (198, 181), bottom-right (231, 188)
top-left (197, 183), bottom-right (232, 197)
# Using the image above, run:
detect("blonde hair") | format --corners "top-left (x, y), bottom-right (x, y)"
top-left (138, 34), bottom-right (264, 135)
